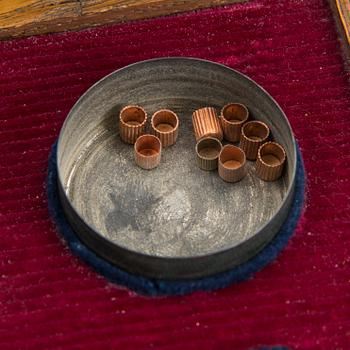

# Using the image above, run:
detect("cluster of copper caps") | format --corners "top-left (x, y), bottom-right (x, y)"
top-left (193, 104), bottom-right (286, 182)
top-left (119, 105), bottom-right (179, 169)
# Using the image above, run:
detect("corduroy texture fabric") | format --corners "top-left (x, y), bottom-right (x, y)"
top-left (47, 140), bottom-right (305, 296)
top-left (1, 0), bottom-right (349, 349)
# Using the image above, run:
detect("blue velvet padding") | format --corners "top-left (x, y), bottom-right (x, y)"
top-left (47, 141), bottom-right (305, 296)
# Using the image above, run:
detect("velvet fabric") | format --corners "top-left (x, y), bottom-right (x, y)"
top-left (0, 0), bottom-right (349, 348)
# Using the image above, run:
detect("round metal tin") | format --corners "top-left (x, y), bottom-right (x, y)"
top-left (56, 58), bottom-right (297, 280)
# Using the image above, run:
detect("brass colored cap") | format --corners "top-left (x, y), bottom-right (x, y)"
top-left (151, 109), bottom-right (179, 147)
top-left (134, 134), bottom-right (161, 170)
top-left (220, 103), bottom-right (249, 142)
top-left (256, 142), bottom-right (286, 181)
top-left (192, 107), bottom-right (223, 141)
top-left (218, 145), bottom-right (247, 183)
top-left (119, 105), bottom-right (147, 144)
top-left (195, 137), bottom-right (222, 171)
top-left (239, 120), bottom-right (269, 160)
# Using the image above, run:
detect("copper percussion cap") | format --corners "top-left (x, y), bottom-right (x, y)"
top-left (119, 105), bottom-right (147, 144)
top-left (134, 134), bottom-right (162, 170)
top-left (192, 107), bottom-right (223, 141)
top-left (151, 109), bottom-right (179, 147)
top-left (256, 141), bottom-right (286, 181)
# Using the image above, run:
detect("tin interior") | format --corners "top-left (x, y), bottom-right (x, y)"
top-left (57, 58), bottom-right (296, 262)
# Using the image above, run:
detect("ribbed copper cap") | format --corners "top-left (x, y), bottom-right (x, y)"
top-left (119, 105), bottom-right (147, 144)
top-left (192, 107), bottom-right (223, 142)
top-left (220, 103), bottom-right (249, 142)
top-left (256, 142), bottom-right (286, 181)
top-left (151, 109), bottom-right (179, 147)
top-left (195, 137), bottom-right (222, 171)
top-left (239, 121), bottom-right (269, 160)
top-left (218, 145), bottom-right (246, 183)
top-left (134, 134), bottom-right (161, 170)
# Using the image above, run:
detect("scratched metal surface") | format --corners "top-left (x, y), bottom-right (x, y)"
top-left (57, 58), bottom-right (296, 278)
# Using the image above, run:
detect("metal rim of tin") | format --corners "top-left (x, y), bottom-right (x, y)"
top-left (56, 57), bottom-right (297, 280)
